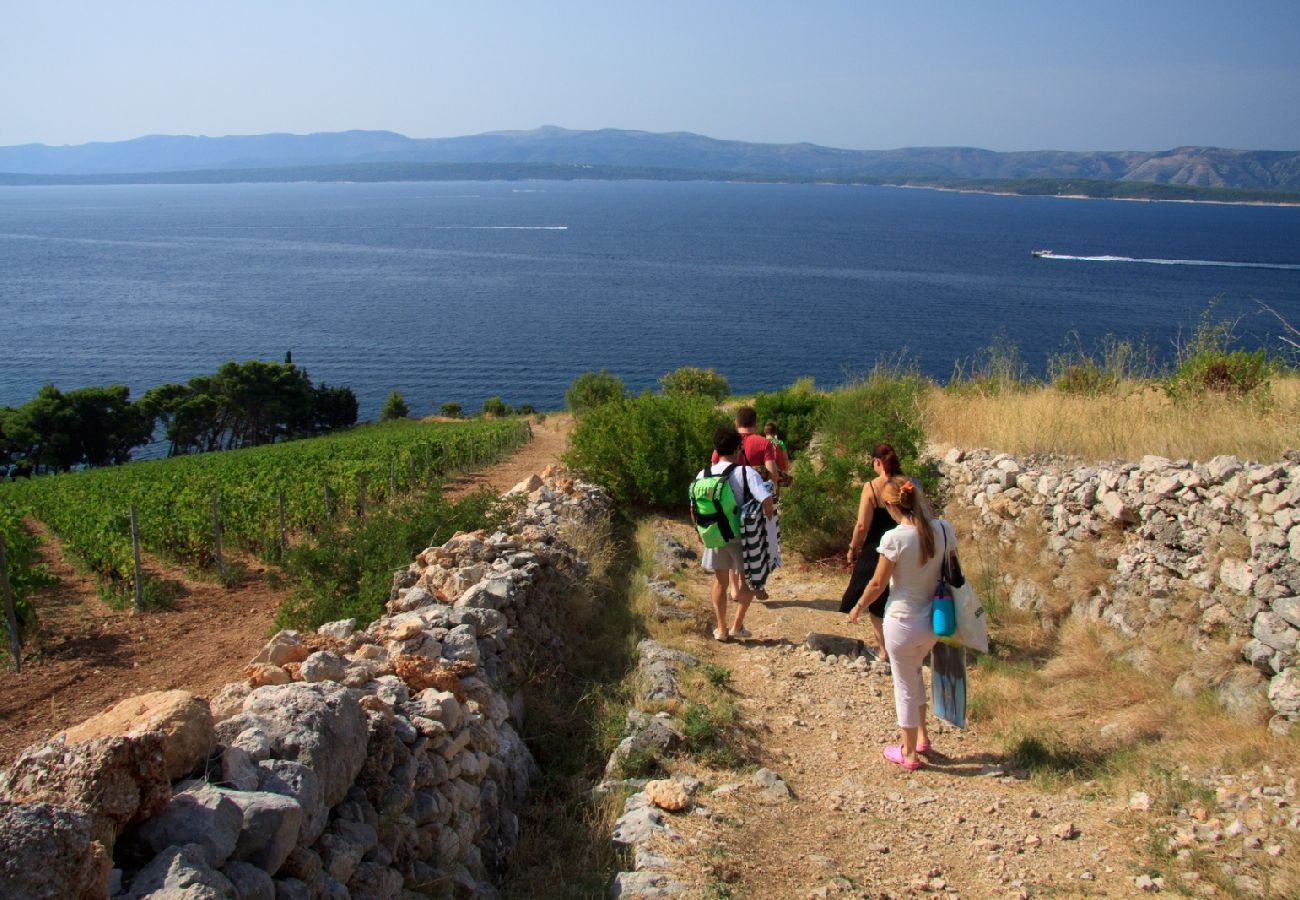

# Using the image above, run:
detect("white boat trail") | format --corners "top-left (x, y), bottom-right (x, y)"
top-left (1037, 252), bottom-right (1300, 271)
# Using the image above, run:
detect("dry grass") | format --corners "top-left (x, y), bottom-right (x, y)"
top-left (924, 375), bottom-right (1300, 461)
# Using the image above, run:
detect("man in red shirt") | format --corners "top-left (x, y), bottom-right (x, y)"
top-left (711, 406), bottom-right (781, 599)
top-left (712, 406), bottom-right (779, 481)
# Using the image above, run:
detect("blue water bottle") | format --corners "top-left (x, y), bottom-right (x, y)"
top-left (932, 581), bottom-right (956, 637)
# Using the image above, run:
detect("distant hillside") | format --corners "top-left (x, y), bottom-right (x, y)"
top-left (2, 127), bottom-right (1299, 191)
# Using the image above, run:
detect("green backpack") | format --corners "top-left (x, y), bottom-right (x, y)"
top-left (689, 462), bottom-right (743, 548)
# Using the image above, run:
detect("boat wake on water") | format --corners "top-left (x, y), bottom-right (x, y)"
top-left (1032, 251), bottom-right (1300, 271)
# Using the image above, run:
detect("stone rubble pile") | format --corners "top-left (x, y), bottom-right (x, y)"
top-left (936, 447), bottom-right (1300, 732)
top-left (0, 466), bottom-right (610, 900)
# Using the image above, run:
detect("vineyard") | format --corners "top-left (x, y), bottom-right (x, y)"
top-left (0, 417), bottom-right (531, 643)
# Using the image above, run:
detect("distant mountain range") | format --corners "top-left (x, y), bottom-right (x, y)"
top-left (3, 126), bottom-right (1299, 192)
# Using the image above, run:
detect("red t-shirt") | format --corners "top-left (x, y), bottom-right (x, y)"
top-left (712, 432), bottom-right (776, 473)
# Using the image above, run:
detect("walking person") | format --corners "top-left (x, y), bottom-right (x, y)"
top-left (848, 475), bottom-right (958, 770)
top-left (695, 426), bottom-right (773, 641)
top-left (712, 407), bottom-right (782, 598)
top-left (838, 443), bottom-right (912, 665)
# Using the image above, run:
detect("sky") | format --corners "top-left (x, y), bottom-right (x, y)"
top-left (3, 1), bottom-right (1299, 152)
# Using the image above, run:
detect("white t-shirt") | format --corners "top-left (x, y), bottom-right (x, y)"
top-left (697, 461), bottom-right (771, 512)
top-left (876, 519), bottom-right (955, 618)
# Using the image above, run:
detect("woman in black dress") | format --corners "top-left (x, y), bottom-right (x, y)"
top-left (839, 443), bottom-right (906, 665)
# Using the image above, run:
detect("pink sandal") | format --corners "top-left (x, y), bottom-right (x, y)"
top-left (916, 740), bottom-right (931, 754)
top-left (883, 745), bottom-right (922, 770)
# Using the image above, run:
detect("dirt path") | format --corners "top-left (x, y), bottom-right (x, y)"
top-left (0, 417), bottom-right (573, 766)
top-left (656, 519), bottom-right (1145, 898)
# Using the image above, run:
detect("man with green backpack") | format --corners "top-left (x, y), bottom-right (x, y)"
top-left (690, 426), bottom-right (773, 641)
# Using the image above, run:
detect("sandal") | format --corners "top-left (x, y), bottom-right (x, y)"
top-left (712, 628), bottom-right (730, 642)
top-left (916, 740), bottom-right (931, 754)
top-left (883, 744), bottom-right (922, 770)
top-left (731, 627), bottom-right (752, 639)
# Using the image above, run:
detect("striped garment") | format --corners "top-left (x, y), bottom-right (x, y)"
top-left (740, 497), bottom-right (775, 591)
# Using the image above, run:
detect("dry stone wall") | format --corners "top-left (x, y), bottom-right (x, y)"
top-left (936, 447), bottom-right (1300, 734)
top-left (0, 467), bottom-right (611, 900)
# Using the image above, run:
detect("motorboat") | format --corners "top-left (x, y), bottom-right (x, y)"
top-left (1031, 249), bottom-right (1053, 257)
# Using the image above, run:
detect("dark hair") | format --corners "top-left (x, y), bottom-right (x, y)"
top-left (872, 442), bottom-right (902, 477)
top-left (764, 421), bottom-right (778, 435)
top-left (735, 406), bottom-right (757, 428)
top-left (714, 426), bottom-right (741, 456)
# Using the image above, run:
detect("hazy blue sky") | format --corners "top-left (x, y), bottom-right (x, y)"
top-left (3, 1), bottom-right (1298, 151)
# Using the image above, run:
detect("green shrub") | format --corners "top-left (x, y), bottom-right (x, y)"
top-left (566, 392), bottom-right (728, 508)
top-left (277, 488), bottom-right (500, 630)
top-left (438, 401), bottom-right (463, 418)
top-left (481, 396), bottom-right (513, 417)
top-left (658, 366), bottom-right (731, 401)
top-left (1166, 349), bottom-right (1273, 399)
top-left (1051, 360), bottom-right (1117, 397)
top-left (379, 389), bottom-right (409, 421)
top-left (753, 377), bottom-right (822, 453)
top-left (779, 371), bottom-right (929, 559)
top-left (1164, 304), bottom-right (1275, 399)
top-left (565, 369), bottom-right (626, 413)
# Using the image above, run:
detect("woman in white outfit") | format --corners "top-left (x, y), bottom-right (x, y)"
top-left (848, 475), bottom-right (957, 770)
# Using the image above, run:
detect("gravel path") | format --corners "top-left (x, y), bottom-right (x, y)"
top-left (656, 525), bottom-right (1147, 898)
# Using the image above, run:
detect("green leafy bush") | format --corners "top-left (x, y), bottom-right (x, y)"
top-left (438, 401), bottom-right (462, 418)
top-left (1048, 333), bottom-right (1157, 396)
top-left (1167, 349), bottom-right (1273, 399)
top-left (564, 369), bottom-right (626, 414)
top-left (779, 371), bottom-right (929, 559)
top-left (379, 389), bottom-right (409, 420)
top-left (753, 377), bottom-right (822, 453)
top-left (566, 392), bottom-right (728, 508)
top-left (481, 396), bottom-right (513, 417)
top-left (1165, 305), bottom-right (1275, 399)
top-left (658, 366), bottom-right (731, 401)
top-left (277, 488), bottom-right (500, 630)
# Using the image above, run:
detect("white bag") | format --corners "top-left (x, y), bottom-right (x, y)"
top-left (951, 579), bottom-right (989, 653)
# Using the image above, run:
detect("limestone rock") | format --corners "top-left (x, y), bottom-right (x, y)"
top-left (246, 664), bottom-right (291, 688)
top-left (1268, 669), bottom-right (1300, 718)
top-left (127, 844), bottom-right (235, 898)
top-left (0, 733), bottom-right (170, 846)
top-left (316, 619), bottom-right (357, 640)
top-left (257, 759), bottom-right (327, 846)
top-left (298, 651), bottom-right (347, 684)
top-left (226, 791), bottom-right (303, 876)
top-left (239, 682), bottom-right (368, 808)
top-left (60, 690), bottom-right (214, 782)
top-left (752, 768), bottom-right (793, 802)
top-left (610, 870), bottom-right (689, 897)
top-left (644, 779), bottom-right (690, 812)
top-left (221, 860), bottom-right (275, 900)
top-left (251, 630), bottom-right (309, 667)
top-left (1274, 595), bottom-right (1300, 630)
top-left (138, 783), bottom-right (243, 869)
top-left (0, 801), bottom-right (111, 900)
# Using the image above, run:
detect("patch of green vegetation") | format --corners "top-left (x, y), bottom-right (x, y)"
top-left (566, 392), bottom-right (728, 508)
top-left (277, 488), bottom-right (500, 630)
top-left (752, 377), bottom-right (822, 454)
top-left (701, 662), bottom-right (733, 690)
top-left (780, 366), bottom-right (929, 558)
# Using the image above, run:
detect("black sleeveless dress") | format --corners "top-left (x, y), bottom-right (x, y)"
top-left (838, 481), bottom-right (894, 616)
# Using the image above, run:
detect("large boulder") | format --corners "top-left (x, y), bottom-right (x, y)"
top-left (225, 791), bottom-right (303, 876)
top-left (0, 733), bottom-right (170, 846)
top-left (60, 690), bottom-right (215, 782)
top-left (234, 682), bottom-right (368, 808)
top-left (138, 783), bottom-right (243, 868)
top-left (256, 759), bottom-right (327, 846)
top-left (127, 843), bottom-right (234, 899)
top-left (0, 801), bottom-right (111, 900)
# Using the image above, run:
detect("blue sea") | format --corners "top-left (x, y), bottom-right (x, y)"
top-left (2, 180), bottom-right (1298, 421)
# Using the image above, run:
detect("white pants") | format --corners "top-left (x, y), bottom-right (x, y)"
top-left (884, 613), bottom-right (937, 728)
